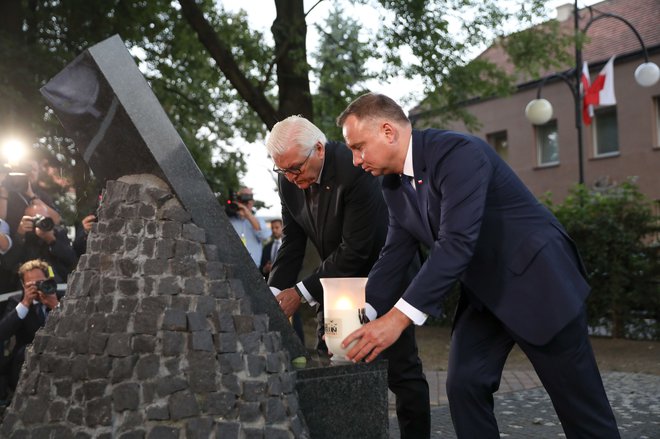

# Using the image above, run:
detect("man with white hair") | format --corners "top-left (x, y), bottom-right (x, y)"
top-left (265, 115), bottom-right (430, 438)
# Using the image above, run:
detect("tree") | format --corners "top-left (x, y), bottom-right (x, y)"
top-left (544, 181), bottom-right (660, 339)
top-left (1, 0), bottom-right (564, 218)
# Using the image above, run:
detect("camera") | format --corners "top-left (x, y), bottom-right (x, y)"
top-left (33, 214), bottom-right (55, 232)
top-left (1, 172), bottom-right (29, 193)
top-left (35, 278), bottom-right (57, 295)
top-left (224, 191), bottom-right (253, 217)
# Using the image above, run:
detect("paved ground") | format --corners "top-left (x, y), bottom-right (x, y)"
top-left (389, 371), bottom-right (660, 438)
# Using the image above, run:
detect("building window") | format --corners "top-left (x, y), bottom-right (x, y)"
top-left (487, 130), bottom-right (508, 161)
top-left (593, 106), bottom-right (619, 156)
top-left (537, 120), bottom-right (559, 166)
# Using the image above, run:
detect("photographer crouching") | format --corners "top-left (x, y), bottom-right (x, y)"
top-left (0, 260), bottom-right (61, 393)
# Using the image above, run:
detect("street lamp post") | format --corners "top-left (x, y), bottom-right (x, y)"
top-left (525, 0), bottom-right (659, 185)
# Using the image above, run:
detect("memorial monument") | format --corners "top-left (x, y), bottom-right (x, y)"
top-left (0, 35), bottom-right (387, 438)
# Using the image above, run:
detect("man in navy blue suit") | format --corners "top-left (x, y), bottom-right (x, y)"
top-left (338, 93), bottom-right (620, 439)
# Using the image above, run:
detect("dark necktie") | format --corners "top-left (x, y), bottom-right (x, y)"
top-left (306, 183), bottom-right (320, 222)
top-left (271, 239), bottom-right (280, 262)
top-left (401, 175), bottom-right (416, 200)
top-left (37, 304), bottom-right (46, 326)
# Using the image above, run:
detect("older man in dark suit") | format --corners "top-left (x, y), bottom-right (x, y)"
top-left (265, 115), bottom-right (430, 438)
top-left (338, 93), bottom-right (620, 439)
top-left (0, 259), bottom-right (61, 391)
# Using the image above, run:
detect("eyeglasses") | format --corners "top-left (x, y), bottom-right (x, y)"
top-left (273, 147), bottom-right (315, 176)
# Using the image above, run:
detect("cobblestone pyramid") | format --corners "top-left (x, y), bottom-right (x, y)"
top-left (0, 175), bottom-right (309, 438)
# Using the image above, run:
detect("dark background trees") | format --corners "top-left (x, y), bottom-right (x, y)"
top-left (1, 0), bottom-right (560, 217)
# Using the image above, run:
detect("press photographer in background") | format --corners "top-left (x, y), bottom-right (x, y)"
top-left (0, 259), bottom-right (62, 392)
top-left (0, 159), bottom-right (76, 286)
top-left (226, 187), bottom-right (270, 266)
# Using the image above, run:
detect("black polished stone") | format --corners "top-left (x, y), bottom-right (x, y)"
top-left (40, 35), bottom-right (305, 360)
top-left (295, 360), bottom-right (389, 439)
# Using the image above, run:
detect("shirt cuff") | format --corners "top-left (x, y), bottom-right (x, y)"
top-left (269, 286), bottom-right (280, 297)
top-left (296, 281), bottom-right (318, 307)
top-left (16, 302), bottom-right (29, 320)
top-left (365, 303), bottom-right (378, 322)
top-left (394, 298), bottom-right (428, 326)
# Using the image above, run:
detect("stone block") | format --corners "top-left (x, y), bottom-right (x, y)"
top-left (208, 280), bottom-right (230, 299)
top-left (131, 335), bottom-right (156, 353)
top-left (215, 332), bottom-right (237, 353)
top-left (183, 277), bottom-right (206, 295)
top-left (158, 276), bottom-right (181, 296)
top-left (195, 296), bottom-right (215, 317)
top-left (146, 403), bottom-right (169, 421)
top-left (107, 333), bottom-right (132, 357)
top-left (238, 401), bottom-right (261, 423)
top-left (182, 223), bottom-right (206, 243)
top-left (264, 397), bottom-right (288, 423)
top-left (215, 422), bottom-right (240, 439)
top-left (154, 239), bottom-right (174, 259)
top-left (191, 331), bottom-right (214, 352)
top-left (162, 309), bottom-right (187, 331)
top-left (232, 315), bottom-right (254, 334)
top-left (156, 376), bottom-right (187, 397)
top-left (113, 383), bottom-right (140, 411)
top-left (168, 390), bottom-right (200, 420)
top-left (162, 331), bottom-right (185, 356)
top-left (143, 258), bottom-right (168, 276)
top-left (171, 256), bottom-right (199, 277)
top-left (133, 309), bottom-right (159, 335)
top-left (203, 392), bottom-right (237, 417)
top-left (136, 355), bottom-right (159, 380)
top-left (147, 426), bottom-right (179, 439)
top-left (238, 332), bottom-right (261, 354)
top-left (246, 355), bottom-right (266, 377)
top-left (242, 381), bottom-right (266, 402)
top-left (160, 220), bottom-right (182, 239)
top-left (185, 418), bottom-right (213, 439)
top-left (111, 355), bottom-right (138, 383)
top-left (85, 396), bottom-right (112, 427)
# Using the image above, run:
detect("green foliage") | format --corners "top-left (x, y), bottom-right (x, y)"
top-left (544, 181), bottom-right (660, 339)
top-left (311, 6), bottom-right (375, 139)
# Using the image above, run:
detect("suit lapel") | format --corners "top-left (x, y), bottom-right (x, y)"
top-left (411, 131), bottom-right (433, 241)
top-left (315, 143), bottom-right (336, 255)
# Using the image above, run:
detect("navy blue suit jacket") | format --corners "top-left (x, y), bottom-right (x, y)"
top-left (367, 129), bottom-right (590, 345)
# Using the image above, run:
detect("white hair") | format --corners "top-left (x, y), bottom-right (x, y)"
top-left (265, 115), bottom-right (327, 158)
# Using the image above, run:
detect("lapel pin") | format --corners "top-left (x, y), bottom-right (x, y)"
top-left (417, 180), bottom-right (423, 185)
top-left (325, 186), bottom-right (330, 190)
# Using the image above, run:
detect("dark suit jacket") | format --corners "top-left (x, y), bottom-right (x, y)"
top-left (0, 294), bottom-right (46, 356)
top-left (367, 129), bottom-right (590, 345)
top-left (260, 240), bottom-right (276, 276)
top-left (268, 141), bottom-right (389, 303)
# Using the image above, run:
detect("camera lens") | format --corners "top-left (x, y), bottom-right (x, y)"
top-left (33, 215), bottom-right (55, 232)
top-left (35, 279), bottom-right (57, 295)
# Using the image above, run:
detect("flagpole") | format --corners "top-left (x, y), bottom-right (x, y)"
top-left (573, 0), bottom-right (585, 185)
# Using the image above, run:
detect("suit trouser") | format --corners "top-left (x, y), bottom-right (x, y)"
top-left (447, 302), bottom-right (620, 439)
top-left (382, 325), bottom-right (431, 439)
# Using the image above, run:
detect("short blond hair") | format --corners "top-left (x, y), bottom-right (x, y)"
top-left (18, 259), bottom-right (50, 281)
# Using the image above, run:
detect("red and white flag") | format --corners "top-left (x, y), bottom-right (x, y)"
top-left (583, 56), bottom-right (616, 126)
top-left (581, 61), bottom-right (592, 125)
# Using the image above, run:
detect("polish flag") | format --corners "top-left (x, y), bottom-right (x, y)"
top-left (581, 61), bottom-right (593, 125)
top-left (583, 56), bottom-right (616, 126)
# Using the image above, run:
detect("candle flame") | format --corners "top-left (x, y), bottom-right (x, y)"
top-left (335, 296), bottom-right (353, 310)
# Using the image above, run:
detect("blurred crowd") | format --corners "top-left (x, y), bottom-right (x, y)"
top-left (0, 148), bottom-right (93, 405)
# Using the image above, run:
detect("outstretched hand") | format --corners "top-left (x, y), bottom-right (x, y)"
top-left (342, 307), bottom-right (412, 363)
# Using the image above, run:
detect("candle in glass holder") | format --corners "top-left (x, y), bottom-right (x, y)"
top-left (320, 277), bottom-right (367, 363)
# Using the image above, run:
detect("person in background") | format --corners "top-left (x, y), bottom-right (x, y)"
top-left (228, 187), bottom-right (270, 266)
top-left (0, 259), bottom-right (62, 392)
top-left (260, 218), bottom-right (283, 279)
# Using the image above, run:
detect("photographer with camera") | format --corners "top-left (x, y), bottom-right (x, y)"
top-left (227, 187), bottom-right (270, 265)
top-left (0, 259), bottom-right (61, 392)
top-left (0, 159), bottom-right (76, 286)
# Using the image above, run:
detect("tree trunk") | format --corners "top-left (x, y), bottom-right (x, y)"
top-left (272, 0), bottom-right (313, 121)
top-left (178, 0), bottom-right (280, 130)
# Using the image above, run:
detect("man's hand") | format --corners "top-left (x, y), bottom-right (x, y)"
top-left (82, 214), bottom-right (96, 233)
top-left (262, 261), bottom-right (273, 275)
top-left (275, 288), bottom-right (302, 318)
top-left (20, 281), bottom-right (39, 307)
top-left (38, 291), bottom-right (59, 310)
top-left (17, 215), bottom-right (34, 237)
top-left (342, 308), bottom-right (412, 363)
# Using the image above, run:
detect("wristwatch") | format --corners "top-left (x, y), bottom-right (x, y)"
top-left (293, 284), bottom-right (307, 304)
